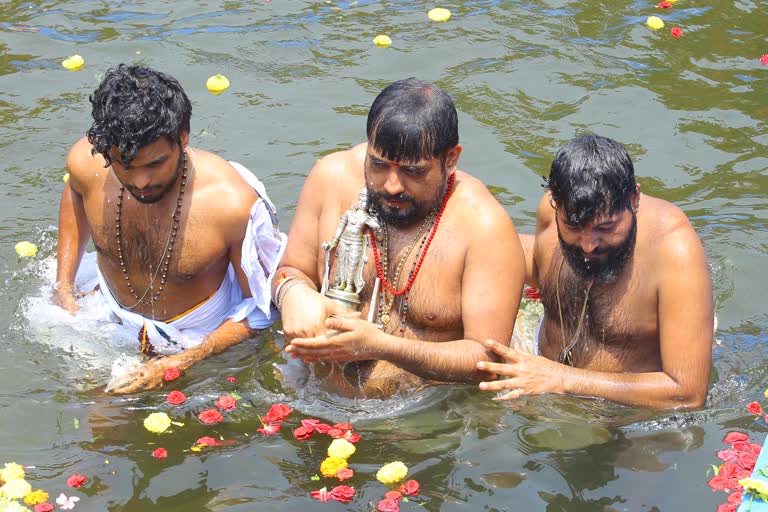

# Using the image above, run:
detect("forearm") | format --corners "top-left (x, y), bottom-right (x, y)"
top-left (561, 367), bottom-right (706, 410)
top-left (518, 233), bottom-right (535, 286)
top-left (272, 266), bottom-right (319, 298)
top-left (376, 333), bottom-right (495, 383)
top-left (180, 319), bottom-right (257, 369)
top-left (56, 184), bottom-right (89, 289)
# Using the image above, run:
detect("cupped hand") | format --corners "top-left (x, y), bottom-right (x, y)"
top-left (477, 339), bottom-right (565, 400)
top-left (280, 284), bottom-right (357, 342)
top-left (286, 314), bottom-right (374, 363)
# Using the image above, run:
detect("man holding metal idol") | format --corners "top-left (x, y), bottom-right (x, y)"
top-left (273, 78), bottom-right (526, 396)
top-left (477, 134), bottom-right (714, 409)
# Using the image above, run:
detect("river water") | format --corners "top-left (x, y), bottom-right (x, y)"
top-left (0, 0), bottom-right (766, 510)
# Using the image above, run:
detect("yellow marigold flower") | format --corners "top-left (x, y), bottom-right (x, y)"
top-left (206, 74), bottom-right (230, 95)
top-left (0, 478), bottom-right (32, 500)
top-left (427, 8), bottom-right (451, 22)
top-left (376, 461), bottom-right (408, 485)
top-left (763, 388), bottom-right (768, 398)
top-left (62, 54), bottom-right (85, 71)
top-left (646, 16), bottom-right (664, 30)
top-left (3, 500), bottom-right (31, 512)
top-left (373, 35), bottom-right (392, 48)
top-left (0, 462), bottom-right (25, 482)
top-left (327, 438), bottom-right (356, 460)
top-left (14, 242), bottom-right (37, 258)
top-left (143, 412), bottom-right (172, 433)
top-left (320, 457), bottom-right (348, 478)
top-left (23, 489), bottom-right (48, 505)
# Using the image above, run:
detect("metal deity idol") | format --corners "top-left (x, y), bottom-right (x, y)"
top-left (321, 188), bottom-right (382, 320)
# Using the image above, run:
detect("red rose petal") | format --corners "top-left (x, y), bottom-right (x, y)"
top-left (34, 504), bottom-right (54, 512)
top-left (66, 474), bottom-right (88, 488)
top-left (315, 423), bottom-right (332, 434)
top-left (152, 447), bottom-right (168, 459)
top-left (336, 468), bottom-right (354, 481)
top-left (718, 504), bottom-right (737, 512)
top-left (196, 436), bottom-right (218, 446)
top-left (399, 479), bottom-right (420, 496)
top-left (262, 403), bottom-right (293, 422)
top-left (198, 409), bottom-right (224, 424)
top-left (293, 426), bottom-right (313, 440)
top-left (226, 376), bottom-right (237, 383)
top-left (163, 367), bottom-right (181, 381)
top-left (215, 395), bottom-right (237, 411)
top-left (166, 390), bottom-right (187, 405)
top-left (330, 485), bottom-right (356, 503)
top-left (728, 491), bottom-right (743, 504)
top-left (747, 402), bottom-right (762, 415)
top-left (671, 27), bottom-right (683, 38)
top-left (343, 431), bottom-right (362, 443)
top-left (327, 428), bottom-right (343, 439)
top-left (723, 432), bottom-right (749, 445)
top-left (310, 487), bottom-right (332, 502)
top-left (257, 422), bottom-right (281, 435)
top-left (760, 55), bottom-right (768, 66)
top-left (378, 497), bottom-right (400, 512)
top-left (657, 1), bottom-right (673, 7)
top-left (384, 490), bottom-right (403, 501)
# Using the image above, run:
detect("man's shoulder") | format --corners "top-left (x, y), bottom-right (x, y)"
top-left (452, 170), bottom-right (515, 234)
top-left (311, 143), bottom-right (366, 182)
top-left (641, 194), bottom-right (704, 262)
top-left (66, 137), bottom-right (107, 192)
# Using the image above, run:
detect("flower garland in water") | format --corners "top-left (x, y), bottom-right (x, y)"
top-left (0, 462), bottom-right (89, 511)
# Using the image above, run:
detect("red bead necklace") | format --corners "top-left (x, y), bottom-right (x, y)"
top-left (369, 172), bottom-right (455, 296)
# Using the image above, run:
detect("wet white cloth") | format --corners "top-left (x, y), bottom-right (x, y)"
top-left (73, 161), bottom-right (286, 355)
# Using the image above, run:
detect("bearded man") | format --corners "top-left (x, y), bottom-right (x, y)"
top-left (274, 78), bottom-right (525, 396)
top-left (54, 65), bottom-right (285, 393)
top-left (477, 134), bottom-right (714, 409)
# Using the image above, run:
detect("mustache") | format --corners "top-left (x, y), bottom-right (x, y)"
top-left (373, 191), bottom-right (416, 203)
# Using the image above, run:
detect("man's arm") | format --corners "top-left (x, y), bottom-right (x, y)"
top-left (478, 217), bottom-right (714, 409)
top-left (519, 233), bottom-right (535, 287)
top-left (54, 144), bottom-right (93, 312)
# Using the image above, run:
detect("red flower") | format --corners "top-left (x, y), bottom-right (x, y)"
top-left (657, 1), bottom-right (673, 7)
top-left (523, 287), bottom-right (541, 300)
top-left (333, 423), bottom-right (353, 432)
top-left (378, 498), bottom-right (400, 512)
top-left (152, 447), bottom-right (168, 459)
top-left (760, 55), bottom-right (768, 66)
top-left (670, 27), bottom-right (683, 38)
top-left (327, 428), bottom-right (344, 439)
top-left (737, 451), bottom-right (757, 470)
top-left (748, 443), bottom-right (762, 456)
top-left (226, 376), bottom-right (237, 383)
top-left (293, 426), bottom-right (313, 440)
top-left (399, 479), bottom-right (420, 496)
top-left (384, 490), bottom-right (403, 501)
top-left (34, 504), bottom-right (54, 512)
top-left (343, 430), bottom-right (362, 443)
top-left (310, 487), bottom-right (332, 502)
top-left (196, 436), bottom-right (218, 446)
top-left (728, 491), bottom-right (743, 504)
top-left (166, 390), bottom-right (186, 405)
top-left (717, 504), bottom-right (737, 512)
top-left (163, 367), bottom-right (181, 381)
top-left (723, 432), bottom-right (749, 445)
top-left (747, 402), bottom-right (762, 415)
top-left (336, 468), bottom-right (354, 481)
top-left (330, 485), bottom-right (356, 503)
top-left (262, 403), bottom-right (293, 422)
top-left (301, 418), bottom-right (320, 433)
top-left (215, 395), bottom-right (237, 411)
top-left (717, 449), bottom-right (738, 462)
top-left (198, 409), bottom-right (224, 424)
top-left (257, 422), bottom-right (281, 435)
top-left (66, 474), bottom-right (88, 488)
top-left (315, 423), bottom-right (332, 434)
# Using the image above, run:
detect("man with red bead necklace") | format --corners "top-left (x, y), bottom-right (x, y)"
top-left (54, 65), bottom-right (285, 393)
top-left (274, 78), bottom-right (526, 396)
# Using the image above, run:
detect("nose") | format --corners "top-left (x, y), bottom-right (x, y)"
top-left (579, 229), bottom-right (601, 255)
top-left (383, 169), bottom-right (404, 196)
top-left (131, 171), bottom-right (153, 190)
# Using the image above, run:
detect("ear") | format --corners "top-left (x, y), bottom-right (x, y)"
top-left (180, 130), bottom-right (190, 148)
top-left (631, 184), bottom-right (640, 211)
top-left (446, 144), bottom-right (462, 170)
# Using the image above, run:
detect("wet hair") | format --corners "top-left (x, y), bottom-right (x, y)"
top-left (545, 134), bottom-right (636, 225)
top-left (87, 64), bottom-right (192, 168)
top-left (366, 78), bottom-right (458, 163)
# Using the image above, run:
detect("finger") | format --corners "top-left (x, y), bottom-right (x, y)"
top-left (290, 336), bottom-right (333, 348)
top-left (478, 378), bottom-right (520, 393)
top-left (326, 299), bottom-right (357, 316)
top-left (326, 315), bottom-right (352, 332)
top-left (483, 339), bottom-right (518, 359)
top-left (476, 361), bottom-right (517, 376)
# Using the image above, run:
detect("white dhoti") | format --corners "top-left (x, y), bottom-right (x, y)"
top-left (73, 161), bottom-right (286, 355)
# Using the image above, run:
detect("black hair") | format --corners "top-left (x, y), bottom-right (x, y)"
top-left (546, 134), bottom-right (636, 225)
top-left (87, 64), bottom-right (192, 168)
top-left (366, 78), bottom-right (458, 163)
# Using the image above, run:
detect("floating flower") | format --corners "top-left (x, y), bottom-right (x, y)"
top-left (329, 485), bottom-right (356, 503)
top-left (301, 419), bottom-right (321, 433)
top-left (717, 504), bottom-right (736, 512)
top-left (152, 448), bottom-right (168, 459)
top-left (61, 55), bottom-right (84, 71)
top-left (747, 402), bottom-right (762, 415)
top-left (24, 490), bottom-right (48, 505)
top-left (320, 457), bottom-right (348, 478)
top-left (226, 376), bottom-right (237, 383)
top-left (315, 423), bottom-right (332, 434)
top-left (196, 436), bottom-right (218, 447)
top-left (373, 35), bottom-right (392, 48)
top-left (256, 422), bottom-right (281, 435)
top-left (262, 403), bottom-right (292, 422)
top-left (378, 497), bottom-right (400, 512)
top-left (646, 16), bottom-right (664, 30)
top-left (523, 287), bottom-right (541, 300)
top-left (206, 74), bottom-right (230, 95)
top-left (166, 390), bottom-right (186, 405)
top-left (62, 173), bottom-right (70, 183)
top-left (144, 412), bottom-right (172, 433)
top-left (376, 461), bottom-right (408, 485)
top-left (310, 487), bottom-right (332, 502)
top-left (198, 409), bottom-right (224, 424)
top-left (14, 242), bottom-right (38, 258)
top-left (343, 430), bottom-right (362, 443)
top-left (1, 462), bottom-right (26, 481)
top-left (0, 479), bottom-right (32, 500)
top-left (328, 438), bottom-right (356, 460)
top-left (399, 479), bottom-right (420, 496)
top-left (427, 7), bottom-right (451, 22)
top-left (657, 1), bottom-right (673, 7)
top-left (3, 501), bottom-right (31, 512)
top-left (761, 55), bottom-right (768, 66)
top-left (215, 395), bottom-right (237, 411)
top-left (724, 432), bottom-right (749, 445)
top-left (55, 493), bottom-right (79, 510)
top-left (66, 474), bottom-right (88, 489)
top-left (34, 504), bottom-right (54, 512)
top-left (671, 27), bottom-right (683, 38)
top-left (293, 426), bottom-right (313, 440)
top-left (336, 468), bottom-right (354, 481)
top-left (384, 490), bottom-right (402, 501)
top-left (162, 367), bottom-right (181, 381)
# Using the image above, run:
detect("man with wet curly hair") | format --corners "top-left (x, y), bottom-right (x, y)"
top-left (54, 65), bottom-right (285, 393)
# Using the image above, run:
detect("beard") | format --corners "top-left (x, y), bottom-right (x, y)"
top-left (558, 211), bottom-right (637, 282)
top-left (367, 170), bottom-right (448, 228)
top-left (124, 151), bottom-right (184, 204)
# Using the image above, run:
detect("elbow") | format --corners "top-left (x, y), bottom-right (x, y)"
top-left (660, 386), bottom-right (708, 411)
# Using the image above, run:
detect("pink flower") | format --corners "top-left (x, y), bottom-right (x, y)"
top-left (152, 447), bottom-right (168, 459)
top-left (310, 487), bottom-right (332, 502)
top-left (717, 504), bottom-right (737, 512)
top-left (293, 426), bottom-right (313, 440)
top-left (301, 418), bottom-right (321, 433)
top-left (760, 55), bottom-right (768, 66)
top-left (215, 395), bottom-right (237, 411)
top-left (378, 497), bottom-right (400, 512)
top-left (747, 402), bottom-right (762, 415)
top-left (384, 490), bottom-right (402, 501)
top-left (257, 422), bottom-right (281, 435)
top-left (196, 436), bottom-right (218, 446)
top-left (226, 376), bottom-right (237, 383)
top-left (314, 423), bottom-right (332, 434)
top-left (723, 432), bottom-right (749, 445)
top-left (728, 491), bottom-right (743, 504)
top-left (34, 504), bottom-right (54, 512)
top-left (66, 474), bottom-right (88, 488)
top-left (670, 27), bottom-right (683, 38)
top-left (330, 485), bottom-right (356, 503)
top-left (166, 390), bottom-right (186, 405)
top-left (336, 468), bottom-right (354, 481)
top-left (198, 409), bottom-right (224, 424)
top-left (657, 1), bottom-right (673, 7)
top-left (399, 479), bottom-right (420, 496)
top-left (162, 367), bottom-right (181, 381)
